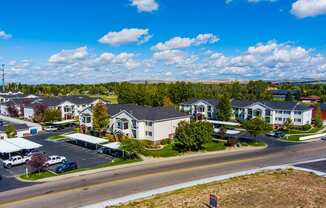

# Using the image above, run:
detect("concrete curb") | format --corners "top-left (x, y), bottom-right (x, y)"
top-left (81, 159), bottom-right (326, 208)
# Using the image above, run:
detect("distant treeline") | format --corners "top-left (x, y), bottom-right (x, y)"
top-left (6, 81), bottom-right (326, 106)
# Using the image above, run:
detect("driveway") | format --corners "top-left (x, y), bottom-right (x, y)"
top-left (0, 129), bottom-right (114, 192)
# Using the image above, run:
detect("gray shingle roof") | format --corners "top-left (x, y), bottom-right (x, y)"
top-left (181, 98), bottom-right (218, 106)
top-left (106, 104), bottom-right (189, 121)
top-left (232, 100), bottom-right (311, 111)
top-left (319, 103), bottom-right (326, 111)
top-left (28, 96), bottom-right (96, 107)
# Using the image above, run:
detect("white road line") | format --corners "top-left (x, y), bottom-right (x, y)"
top-left (80, 158), bottom-right (326, 208)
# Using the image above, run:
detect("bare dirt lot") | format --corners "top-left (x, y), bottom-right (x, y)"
top-left (111, 169), bottom-right (326, 208)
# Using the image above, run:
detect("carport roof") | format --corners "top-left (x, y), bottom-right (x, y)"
top-left (0, 140), bottom-right (22, 153)
top-left (102, 142), bottom-right (121, 150)
top-left (66, 133), bottom-right (107, 144)
top-left (4, 138), bottom-right (42, 150)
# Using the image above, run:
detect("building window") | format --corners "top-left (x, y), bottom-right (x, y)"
top-left (132, 120), bottom-right (137, 128)
top-left (208, 106), bottom-right (212, 112)
top-left (82, 116), bottom-right (91, 123)
top-left (146, 121), bottom-right (153, 126)
top-left (284, 111), bottom-right (291, 115)
top-left (117, 119), bottom-right (129, 130)
top-left (266, 110), bottom-right (271, 116)
top-left (146, 131), bottom-right (153, 137)
top-left (294, 111), bottom-right (302, 115)
top-left (197, 105), bottom-right (205, 113)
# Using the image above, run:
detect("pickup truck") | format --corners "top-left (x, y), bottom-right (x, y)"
top-left (3, 156), bottom-right (30, 168)
top-left (44, 155), bottom-right (66, 167)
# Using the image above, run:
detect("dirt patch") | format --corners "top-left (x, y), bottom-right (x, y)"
top-left (111, 169), bottom-right (326, 208)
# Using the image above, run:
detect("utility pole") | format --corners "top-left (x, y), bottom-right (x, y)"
top-left (1, 64), bottom-right (4, 93)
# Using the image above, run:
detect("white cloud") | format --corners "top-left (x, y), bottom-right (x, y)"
top-left (291, 0), bottom-right (326, 18)
top-left (130, 0), bottom-right (159, 12)
top-left (48, 47), bottom-right (88, 63)
top-left (0, 31), bottom-right (12, 40)
top-left (153, 50), bottom-right (198, 68)
top-left (153, 33), bottom-right (219, 51)
top-left (226, 0), bottom-right (277, 4)
top-left (99, 28), bottom-right (151, 46)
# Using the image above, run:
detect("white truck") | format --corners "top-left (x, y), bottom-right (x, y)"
top-left (3, 156), bottom-right (30, 168)
top-left (44, 155), bottom-right (66, 167)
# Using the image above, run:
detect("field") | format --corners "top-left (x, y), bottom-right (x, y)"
top-left (111, 169), bottom-right (326, 208)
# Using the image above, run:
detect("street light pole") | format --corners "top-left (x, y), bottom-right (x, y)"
top-left (1, 64), bottom-right (5, 93)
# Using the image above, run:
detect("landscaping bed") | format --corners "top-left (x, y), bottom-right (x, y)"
top-left (47, 135), bottom-right (66, 141)
top-left (19, 158), bottom-right (142, 181)
top-left (111, 169), bottom-right (326, 208)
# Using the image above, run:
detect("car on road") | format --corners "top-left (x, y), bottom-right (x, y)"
top-left (321, 137), bottom-right (326, 141)
top-left (55, 161), bottom-right (78, 173)
top-left (3, 155), bottom-right (30, 168)
top-left (44, 126), bottom-right (58, 132)
top-left (266, 131), bottom-right (276, 137)
top-left (44, 155), bottom-right (67, 167)
top-left (266, 131), bottom-right (285, 138)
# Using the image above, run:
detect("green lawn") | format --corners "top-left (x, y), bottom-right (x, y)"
top-left (202, 142), bottom-right (226, 151)
top-left (246, 140), bottom-right (266, 147)
top-left (142, 144), bottom-right (180, 157)
top-left (100, 95), bottom-right (118, 104)
top-left (20, 171), bottom-right (57, 180)
top-left (47, 135), bottom-right (66, 141)
top-left (284, 134), bottom-right (307, 141)
top-left (19, 158), bottom-right (142, 181)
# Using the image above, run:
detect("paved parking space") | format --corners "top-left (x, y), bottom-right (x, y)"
top-left (0, 130), bottom-right (115, 192)
top-left (295, 159), bottom-right (326, 173)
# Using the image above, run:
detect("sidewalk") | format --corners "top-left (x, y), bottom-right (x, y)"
top-left (17, 145), bottom-right (266, 183)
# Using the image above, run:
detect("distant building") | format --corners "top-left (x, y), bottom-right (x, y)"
top-left (24, 96), bottom-right (104, 121)
top-left (271, 89), bottom-right (301, 99)
top-left (180, 98), bottom-right (312, 127)
top-left (300, 96), bottom-right (321, 104)
top-left (80, 104), bottom-right (190, 143)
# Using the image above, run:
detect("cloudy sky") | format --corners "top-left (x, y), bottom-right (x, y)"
top-left (1, 0), bottom-right (326, 84)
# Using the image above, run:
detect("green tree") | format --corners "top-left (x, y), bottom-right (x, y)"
top-left (120, 138), bottom-right (144, 158)
top-left (284, 118), bottom-right (293, 129)
top-left (217, 95), bottom-right (232, 121)
top-left (174, 121), bottom-right (213, 152)
top-left (5, 125), bottom-right (16, 138)
top-left (92, 102), bottom-right (109, 131)
top-left (43, 109), bottom-right (62, 122)
top-left (285, 93), bottom-right (295, 102)
top-left (242, 117), bottom-right (272, 141)
top-left (315, 105), bottom-right (323, 128)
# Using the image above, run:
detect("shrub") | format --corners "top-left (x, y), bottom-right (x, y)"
top-left (160, 138), bottom-right (172, 145)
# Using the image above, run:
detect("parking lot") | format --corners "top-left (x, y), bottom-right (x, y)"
top-left (0, 129), bottom-right (115, 192)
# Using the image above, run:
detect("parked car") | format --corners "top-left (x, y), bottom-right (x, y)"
top-left (266, 131), bottom-right (276, 137)
top-left (96, 147), bottom-right (111, 154)
top-left (55, 161), bottom-right (78, 173)
top-left (321, 137), bottom-right (326, 141)
top-left (3, 156), bottom-right (29, 168)
top-left (44, 155), bottom-right (66, 167)
top-left (44, 126), bottom-right (58, 132)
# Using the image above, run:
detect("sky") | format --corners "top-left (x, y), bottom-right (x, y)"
top-left (1, 0), bottom-right (326, 84)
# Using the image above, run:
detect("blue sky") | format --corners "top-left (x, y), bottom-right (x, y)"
top-left (1, 0), bottom-right (326, 83)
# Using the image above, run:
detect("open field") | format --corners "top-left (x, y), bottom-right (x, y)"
top-left (111, 169), bottom-right (326, 208)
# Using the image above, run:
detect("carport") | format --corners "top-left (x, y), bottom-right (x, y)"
top-left (0, 140), bottom-right (22, 159)
top-left (65, 133), bottom-right (107, 150)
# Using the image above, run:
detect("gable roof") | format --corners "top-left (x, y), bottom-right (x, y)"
top-left (107, 104), bottom-right (189, 121)
top-left (181, 98), bottom-right (218, 106)
top-left (27, 96), bottom-right (97, 107)
top-left (232, 100), bottom-right (311, 111)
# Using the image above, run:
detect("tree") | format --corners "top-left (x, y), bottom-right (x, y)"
top-left (163, 96), bottom-right (174, 107)
top-left (242, 117), bottom-right (272, 141)
top-left (5, 125), bottom-right (16, 138)
top-left (120, 138), bottom-right (143, 158)
top-left (7, 104), bottom-right (19, 117)
top-left (217, 95), bottom-right (232, 121)
top-left (92, 102), bottom-right (109, 131)
top-left (315, 105), bottom-right (323, 128)
top-left (43, 108), bottom-right (62, 122)
top-left (33, 104), bottom-right (48, 123)
top-left (27, 152), bottom-right (48, 173)
top-left (284, 118), bottom-right (293, 130)
top-left (174, 121), bottom-right (213, 152)
top-left (219, 126), bottom-right (227, 140)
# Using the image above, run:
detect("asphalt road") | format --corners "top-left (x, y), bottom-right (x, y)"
top-left (295, 159), bottom-right (326, 173)
top-left (0, 137), bottom-right (326, 208)
top-left (0, 129), bottom-right (114, 192)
